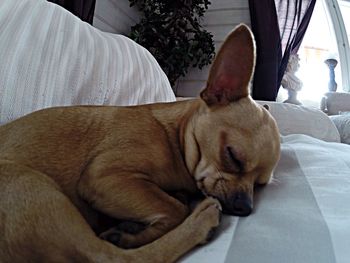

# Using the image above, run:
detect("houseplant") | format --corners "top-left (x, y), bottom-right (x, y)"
top-left (129, 0), bottom-right (215, 87)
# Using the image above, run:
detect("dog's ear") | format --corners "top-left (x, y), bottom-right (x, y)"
top-left (200, 24), bottom-right (256, 106)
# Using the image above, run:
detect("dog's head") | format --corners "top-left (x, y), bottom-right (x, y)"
top-left (185, 24), bottom-right (280, 216)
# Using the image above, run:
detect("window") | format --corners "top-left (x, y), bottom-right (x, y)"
top-left (326, 0), bottom-right (350, 92)
top-left (298, 0), bottom-right (340, 104)
top-left (339, 1), bottom-right (350, 41)
top-left (278, 0), bottom-right (350, 106)
top-left (338, 1), bottom-right (350, 89)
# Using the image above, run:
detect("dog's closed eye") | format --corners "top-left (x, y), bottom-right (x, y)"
top-left (224, 146), bottom-right (244, 173)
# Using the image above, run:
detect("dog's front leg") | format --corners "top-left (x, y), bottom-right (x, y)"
top-left (78, 172), bottom-right (190, 248)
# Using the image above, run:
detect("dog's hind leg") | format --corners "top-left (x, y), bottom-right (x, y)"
top-left (0, 161), bottom-right (126, 263)
top-left (0, 161), bottom-right (221, 263)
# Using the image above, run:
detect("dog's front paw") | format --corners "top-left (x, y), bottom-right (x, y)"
top-left (188, 197), bottom-right (222, 244)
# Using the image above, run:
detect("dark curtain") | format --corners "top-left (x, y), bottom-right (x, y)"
top-left (249, 0), bottom-right (316, 101)
top-left (47, 0), bottom-right (96, 25)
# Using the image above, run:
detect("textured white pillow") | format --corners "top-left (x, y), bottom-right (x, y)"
top-left (0, 0), bottom-right (175, 124)
top-left (257, 101), bottom-right (340, 142)
top-left (330, 114), bottom-right (350, 144)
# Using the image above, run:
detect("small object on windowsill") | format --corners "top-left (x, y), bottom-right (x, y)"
top-left (281, 54), bottom-right (303, 105)
top-left (284, 89), bottom-right (302, 105)
top-left (324, 58), bottom-right (338, 92)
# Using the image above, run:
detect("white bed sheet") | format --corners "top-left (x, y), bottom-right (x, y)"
top-left (181, 134), bottom-right (350, 263)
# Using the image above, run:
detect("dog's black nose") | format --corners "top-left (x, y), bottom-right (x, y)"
top-left (223, 192), bottom-right (252, 216)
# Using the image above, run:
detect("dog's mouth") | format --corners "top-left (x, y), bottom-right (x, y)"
top-left (196, 176), bottom-right (253, 217)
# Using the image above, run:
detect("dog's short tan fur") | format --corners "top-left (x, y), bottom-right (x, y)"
top-left (0, 25), bottom-right (280, 262)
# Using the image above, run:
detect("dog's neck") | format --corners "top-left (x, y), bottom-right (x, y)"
top-left (147, 99), bottom-right (204, 179)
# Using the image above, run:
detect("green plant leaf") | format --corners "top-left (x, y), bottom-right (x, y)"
top-left (128, 0), bottom-right (214, 86)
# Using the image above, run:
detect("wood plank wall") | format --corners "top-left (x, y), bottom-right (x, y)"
top-left (93, 0), bottom-right (251, 97)
top-left (175, 0), bottom-right (251, 97)
top-left (93, 0), bottom-right (139, 35)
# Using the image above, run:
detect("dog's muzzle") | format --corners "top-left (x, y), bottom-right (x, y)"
top-left (222, 192), bottom-right (252, 216)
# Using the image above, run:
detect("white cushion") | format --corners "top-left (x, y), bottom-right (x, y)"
top-left (257, 101), bottom-right (340, 142)
top-left (0, 0), bottom-right (175, 124)
top-left (330, 114), bottom-right (350, 144)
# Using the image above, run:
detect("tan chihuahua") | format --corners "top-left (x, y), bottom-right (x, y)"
top-left (0, 24), bottom-right (280, 262)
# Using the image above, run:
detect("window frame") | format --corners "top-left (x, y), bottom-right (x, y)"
top-left (325, 0), bottom-right (350, 91)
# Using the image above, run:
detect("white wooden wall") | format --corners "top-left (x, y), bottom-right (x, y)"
top-left (93, 0), bottom-right (251, 97)
top-left (93, 0), bottom-right (139, 35)
top-left (175, 0), bottom-right (251, 97)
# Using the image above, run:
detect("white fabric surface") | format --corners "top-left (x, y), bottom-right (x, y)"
top-left (257, 101), bottom-right (340, 142)
top-left (0, 0), bottom-right (175, 124)
top-left (182, 134), bottom-right (350, 263)
top-left (330, 114), bottom-right (350, 144)
top-left (285, 135), bottom-right (350, 263)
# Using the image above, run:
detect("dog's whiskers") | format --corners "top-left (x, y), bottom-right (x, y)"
top-left (213, 165), bottom-right (229, 201)
top-left (214, 165), bottom-right (224, 179)
top-left (269, 176), bottom-right (281, 185)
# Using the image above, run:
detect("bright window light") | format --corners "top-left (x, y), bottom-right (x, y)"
top-left (339, 1), bottom-right (350, 41)
top-left (298, 0), bottom-right (341, 104)
top-left (279, 0), bottom-right (349, 107)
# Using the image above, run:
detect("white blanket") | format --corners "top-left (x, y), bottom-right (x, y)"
top-left (0, 0), bottom-right (175, 124)
top-left (182, 134), bottom-right (350, 263)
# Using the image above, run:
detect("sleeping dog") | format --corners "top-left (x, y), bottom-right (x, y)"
top-left (0, 24), bottom-right (280, 262)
